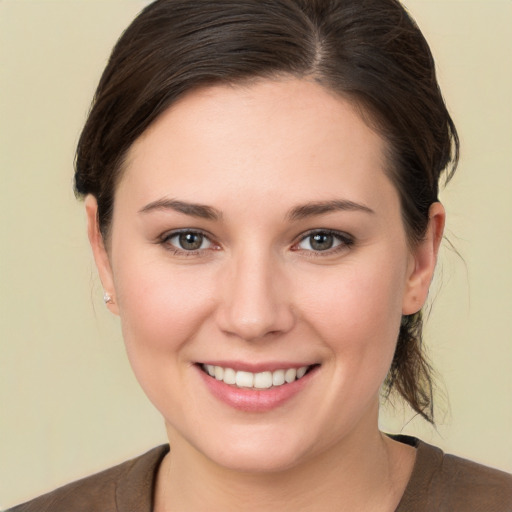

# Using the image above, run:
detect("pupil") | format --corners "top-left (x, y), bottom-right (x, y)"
top-left (179, 232), bottom-right (203, 250)
top-left (311, 233), bottom-right (333, 251)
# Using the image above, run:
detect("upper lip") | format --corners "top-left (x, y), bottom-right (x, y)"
top-left (197, 361), bottom-right (318, 373)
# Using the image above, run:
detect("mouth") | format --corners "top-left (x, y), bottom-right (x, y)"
top-left (198, 363), bottom-right (319, 390)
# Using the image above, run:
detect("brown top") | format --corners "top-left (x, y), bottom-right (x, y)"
top-left (393, 435), bottom-right (512, 511)
top-left (8, 437), bottom-right (512, 512)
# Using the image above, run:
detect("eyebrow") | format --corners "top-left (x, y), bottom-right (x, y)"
top-left (138, 198), bottom-right (222, 220)
top-left (139, 198), bottom-right (373, 222)
top-left (287, 200), bottom-right (375, 221)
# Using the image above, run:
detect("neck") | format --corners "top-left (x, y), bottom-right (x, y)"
top-left (155, 413), bottom-right (415, 512)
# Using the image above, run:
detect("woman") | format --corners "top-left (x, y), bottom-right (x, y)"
top-left (7, 0), bottom-right (512, 510)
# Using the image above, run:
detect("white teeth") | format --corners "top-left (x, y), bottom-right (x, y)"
top-left (203, 364), bottom-right (311, 389)
top-left (296, 366), bottom-right (308, 379)
top-left (254, 371), bottom-right (273, 389)
top-left (223, 367), bottom-right (236, 385)
top-left (214, 366), bottom-right (224, 381)
top-left (272, 369), bottom-right (285, 386)
top-left (284, 368), bottom-right (297, 383)
top-left (236, 371), bottom-right (254, 388)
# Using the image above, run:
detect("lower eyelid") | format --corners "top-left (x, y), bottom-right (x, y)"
top-left (294, 231), bottom-right (354, 250)
top-left (158, 230), bottom-right (353, 256)
top-left (159, 230), bottom-right (217, 252)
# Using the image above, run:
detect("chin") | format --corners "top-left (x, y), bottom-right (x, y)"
top-left (177, 421), bottom-right (318, 474)
top-left (208, 440), bottom-right (310, 474)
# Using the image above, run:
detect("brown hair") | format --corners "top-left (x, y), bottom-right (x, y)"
top-left (75, 0), bottom-right (459, 423)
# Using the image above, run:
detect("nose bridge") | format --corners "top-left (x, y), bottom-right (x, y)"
top-left (217, 244), bottom-right (293, 341)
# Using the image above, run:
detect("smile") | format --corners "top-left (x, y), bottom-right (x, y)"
top-left (197, 362), bottom-right (320, 412)
top-left (201, 364), bottom-right (313, 389)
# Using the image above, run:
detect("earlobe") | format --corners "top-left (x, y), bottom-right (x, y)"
top-left (85, 195), bottom-right (119, 315)
top-left (402, 202), bottom-right (445, 315)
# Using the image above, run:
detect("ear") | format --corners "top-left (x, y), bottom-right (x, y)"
top-left (85, 195), bottom-right (119, 315)
top-left (402, 202), bottom-right (445, 315)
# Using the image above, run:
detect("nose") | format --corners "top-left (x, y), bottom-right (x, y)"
top-left (216, 248), bottom-right (295, 342)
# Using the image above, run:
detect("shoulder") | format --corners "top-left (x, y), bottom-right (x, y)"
top-left (396, 436), bottom-right (512, 512)
top-left (6, 445), bottom-right (169, 512)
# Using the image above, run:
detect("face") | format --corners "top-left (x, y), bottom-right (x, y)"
top-left (88, 79), bottom-right (440, 472)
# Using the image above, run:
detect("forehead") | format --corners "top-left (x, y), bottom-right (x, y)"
top-left (118, 78), bottom-right (395, 214)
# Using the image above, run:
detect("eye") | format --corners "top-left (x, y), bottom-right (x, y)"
top-left (295, 230), bottom-right (354, 253)
top-left (163, 230), bottom-right (214, 252)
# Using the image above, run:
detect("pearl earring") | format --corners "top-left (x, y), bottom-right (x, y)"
top-left (103, 292), bottom-right (115, 305)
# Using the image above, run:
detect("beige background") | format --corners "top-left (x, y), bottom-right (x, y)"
top-left (1, 0), bottom-right (511, 508)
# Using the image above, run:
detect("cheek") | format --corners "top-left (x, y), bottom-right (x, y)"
top-left (303, 260), bottom-right (405, 335)
top-left (112, 254), bottom-right (215, 368)
top-left (298, 253), bottom-right (407, 380)
top-left (111, 259), bottom-right (222, 419)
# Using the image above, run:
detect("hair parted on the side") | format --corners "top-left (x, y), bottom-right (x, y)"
top-left (75, 0), bottom-right (459, 423)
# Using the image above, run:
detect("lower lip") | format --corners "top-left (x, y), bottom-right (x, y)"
top-left (196, 365), bottom-right (318, 413)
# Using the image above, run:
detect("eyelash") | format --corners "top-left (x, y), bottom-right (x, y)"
top-left (292, 229), bottom-right (355, 257)
top-left (158, 228), bottom-right (355, 257)
top-left (159, 229), bottom-right (218, 257)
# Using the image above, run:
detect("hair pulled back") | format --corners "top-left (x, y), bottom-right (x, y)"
top-left (75, 0), bottom-right (459, 423)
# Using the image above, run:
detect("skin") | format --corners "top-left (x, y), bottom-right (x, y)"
top-left (86, 78), bottom-right (444, 511)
